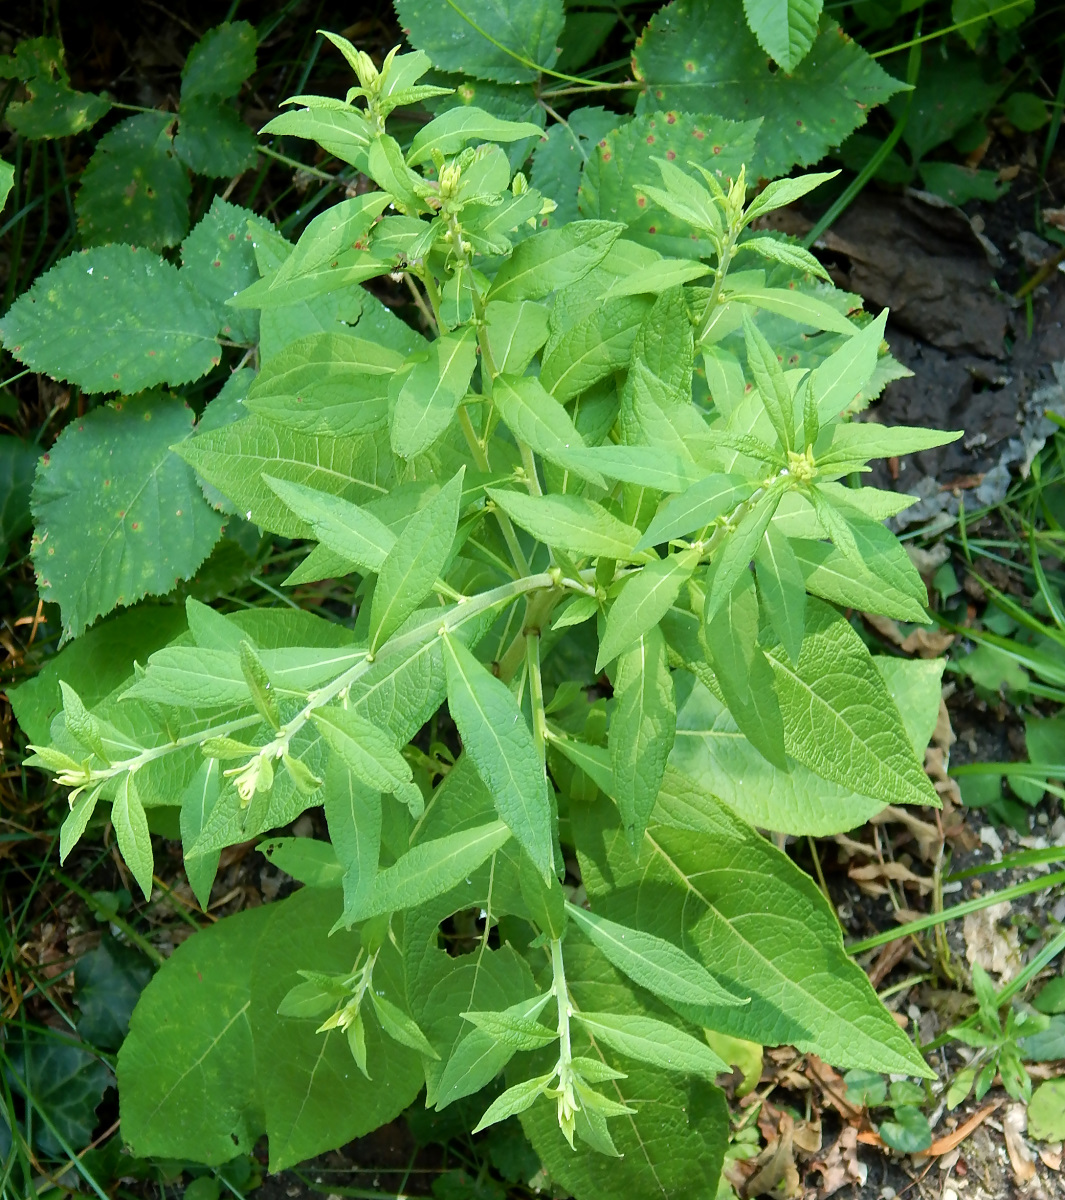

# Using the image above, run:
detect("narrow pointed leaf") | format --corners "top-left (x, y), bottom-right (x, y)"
top-left (598, 550), bottom-right (698, 671)
top-left (574, 1011), bottom-right (728, 1080)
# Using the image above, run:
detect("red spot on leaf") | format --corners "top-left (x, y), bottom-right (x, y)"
top-left (647, 226), bottom-right (656, 234)
top-left (666, 112), bottom-right (676, 124)
top-left (646, 134), bottom-right (655, 143)
top-left (636, 195), bottom-right (647, 207)
top-left (666, 150), bottom-right (676, 160)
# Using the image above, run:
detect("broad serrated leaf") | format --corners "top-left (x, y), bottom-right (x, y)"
top-left (767, 599), bottom-right (939, 809)
top-left (0, 246), bottom-right (219, 393)
top-left (442, 633), bottom-right (554, 880)
top-left (180, 21), bottom-right (257, 101)
top-left (395, 0), bottom-right (565, 84)
top-left (633, 0), bottom-right (906, 177)
top-left (574, 1011), bottom-right (727, 1080)
top-left (31, 393), bottom-right (223, 637)
top-left (369, 470), bottom-right (462, 653)
top-left (181, 198), bottom-right (270, 344)
top-left (75, 112), bottom-right (189, 250)
top-left (598, 550), bottom-right (698, 670)
top-left (390, 328), bottom-right (478, 459)
top-left (487, 488), bottom-right (641, 560)
top-left (175, 97), bottom-right (258, 177)
top-left (565, 901), bottom-right (743, 1010)
top-left (609, 627), bottom-right (676, 847)
top-left (531, 107), bottom-right (619, 226)
top-left (260, 838), bottom-right (341, 886)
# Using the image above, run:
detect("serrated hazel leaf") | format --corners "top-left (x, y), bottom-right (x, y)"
top-left (637, 474), bottom-right (753, 551)
top-left (810, 310), bottom-right (887, 420)
top-left (264, 476), bottom-right (395, 574)
top-left (369, 992), bottom-right (439, 1058)
top-left (610, 627), bottom-right (676, 848)
top-left (489, 221), bottom-right (625, 303)
top-left (31, 393), bottom-right (223, 639)
top-left (604, 259), bottom-right (710, 299)
top-left (0, 246), bottom-right (219, 393)
top-left (390, 328), bottom-right (478, 459)
top-left (487, 488), bottom-right (641, 560)
top-left (345, 819), bottom-right (511, 923)
top-left (743, 310), bottom-right (794, 453)
top-left (744, 169), bottom-right (839, 221)
top-left (767, 599), bottom-right (939, 809)
top-left (735, 235), bottom-right (831, 281)
top-left (441, 633), bottom-right (554, 881)
top-left (314, 707), bottom-right (415, 801)
top-left (754, 524), bottom-right (806, 665)
top-left (369, 470), bottom-right (462, 654)
top-left (817, 422), bottom-right (963, 466)
top-left (472, 1072), bottom-right (554, 1133)
top-left (492, 375), bottom-right (603, 486)
top-left (60, 783), bottom-right (103, 863)
top-left (113, 773), bottom-right (154, 901)
top-left (408, 106), bottom-right (544, 164)
top-left (598, 550), bottom-right (698, 671)
top-left (554, 446), bottom-right (702, 493)
top-left (574, 1011), bottom-right (728, 1080)
top-left (565, 902), bottom-right (745, 1010)
top-left (704, 488), bottom-right (783, 624)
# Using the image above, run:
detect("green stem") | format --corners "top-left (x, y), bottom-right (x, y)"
top-left (527, 632), bottom-right (547, 758)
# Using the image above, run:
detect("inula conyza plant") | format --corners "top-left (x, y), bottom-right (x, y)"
top-left (1, 28), bottom-right (960, 1199)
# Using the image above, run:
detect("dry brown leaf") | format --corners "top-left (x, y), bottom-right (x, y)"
top-left (900, 627), bottom-right (955, 657)
top-left (963, 900), bottom-right (1022, 981)
top-left (1003, 1102), bottom-right (1037, 1183)
top-left (867, 937), bottom-right (911, 989)
top-left (1044, 208), bottom-right (1065, 232)
top-left (1038, 1143), bottom-right (1062, 1171)
top-left (869, 805), bottom-right (942, 861)
top-left (744, 1112), bottom-right (802, 1199)
top-left (810, 1127), bottom-right (868, 1197)
top-left (848, 860), bottom-right (935, 896)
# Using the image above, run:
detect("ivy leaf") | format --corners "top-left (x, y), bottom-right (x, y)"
top-left (565, 901), bottom-right (744, 1010)
top-left (442, 633), bottom-right (554, 880)
top-left (609, 627), bottom-right (676, 848)
top-left (390, 328), bottom-right (478, 459)
top-left (633, 0), bottom-right (906, 177)
top-left (1, 245), bottom-right (220, 393)
top-left (574, 1011), bottom-right (728, 1080)
top-left (369, 470), bottom-right (463, 653)
top-left (76, 112), bottom-right (189, 250)
top-left (74, 935), bottom-right (154, 1052)
top-left (31, 393), bottom-right (223, 638)
top-left (395, 0), bottom-right (565, 84)
top-left (767, 599), bottom-right (940, 809)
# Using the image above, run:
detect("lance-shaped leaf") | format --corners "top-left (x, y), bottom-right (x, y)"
top-left (408, 106), bottom-right (545, 163)
top-left (743, 310), bottom-right (794, 452)
top-left (441, 633), bottom-right (554, 880)
top-left (704, 487), bottom-right (783, 624)
top-left (112, 773), bottom-right (153, 901)
top-left (487, 488), bottom-right (641, 560)
top-left (810, 310), bottom-right (887, 420)
top-left (754, 523), bottom-right (806, 665)
top-left (368, 992), bottom-right (438, 1058)
top-left (345, 819), bottom-right (512, 923)
top-left (264, 476), bottom-right (395, 574)
top-left (726, 285), bottom-right (856, 335)
top-left (554, 445), bottom-right (703, 493)
top-left (473, 1072), bottom-right (555, 1133)
top-left (637, 474), bottom-right (753, 551)
top-left (489, 221), bottom-right (624, 303)
top-left (598, 550), bottom-right (698, 671)
top-left (323, 759), bottom-right (380, 921)
top-left (565, 901), bottom-right (745, 1011)
top-left (574, 1011), bottom-right (728, 1081)
top-left (492, 375), bottom-right (603, 486)
top-left (816, 421), bottom-right (963, 468)
top-left (744, 169), bottom-right (840, 221)
top-left (572, 785), bottom-right (933, 1077)
top-left (767, 599), bottom-right (939, 809)
top-left (604, 259), bottom-right (711, 299)
top-left (369, 470), bottom-right (462, 654)
top-left (314, 706), bottom-right (420, 811)
top-left (609, 627), bottom-right (676, 848)
top-left (463, 993), bottom-right (555, 1050)
top-left (390, 328), bottom-right (478, 459)
top-left (735, 235), bottom-right (831, 281)
top-left (484, 300), bottom-right (551, 376)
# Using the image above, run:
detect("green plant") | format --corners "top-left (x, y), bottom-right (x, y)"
top-left (1, 18), bottom-right (968, 1198)
top-left (842, 1070), bottom-right (933, 1154)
